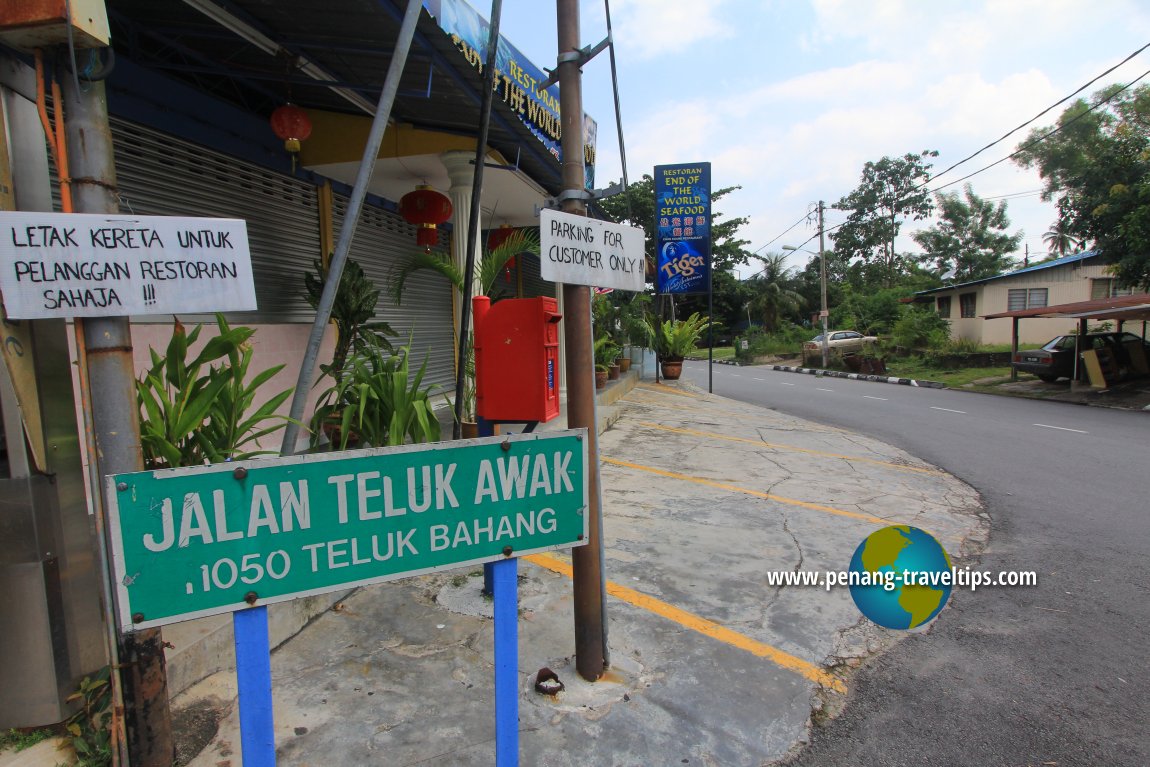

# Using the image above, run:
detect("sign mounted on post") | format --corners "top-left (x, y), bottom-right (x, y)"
top-left (106, 431), bottom-right (588, 631)
top-left (0, 211), bottom-right (256, 319)
top-left (539, 208), bottom-right (644, 292)
top-left (655, 162), bottom-right (712, 295)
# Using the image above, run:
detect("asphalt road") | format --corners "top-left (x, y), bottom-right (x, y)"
top-left (680, 361), bottom-right (1150, 767)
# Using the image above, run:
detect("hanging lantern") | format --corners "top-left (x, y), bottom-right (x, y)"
top-left (270, 103), bottom-right (313, 154)
top-left (400, 185), bottom-right (453, 249)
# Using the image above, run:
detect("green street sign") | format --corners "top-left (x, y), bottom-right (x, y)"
top-left (106, 431), bottom-right (588, 631)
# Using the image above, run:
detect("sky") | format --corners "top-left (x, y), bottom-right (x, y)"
top-left (493, 0), bottom-right (1150, 278)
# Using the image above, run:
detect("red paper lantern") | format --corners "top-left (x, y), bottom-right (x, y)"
top-left (270, 103), bottom-right (313, 153)
top-left (400, 186), bottom-right (453, 249)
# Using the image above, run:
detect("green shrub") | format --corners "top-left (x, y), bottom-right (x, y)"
top-left (890, 308), bottom-right (950, 350)
top-left (735, 323), bottom-right (807, 359)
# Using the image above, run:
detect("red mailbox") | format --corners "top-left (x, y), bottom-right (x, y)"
top-left (473, 296), bottom-right (562, 423)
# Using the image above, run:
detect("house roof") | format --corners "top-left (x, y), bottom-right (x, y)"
top-left (912, 251), bottom-right (1102, 298)
top-left (983, 292), bottom-right (1150, 322)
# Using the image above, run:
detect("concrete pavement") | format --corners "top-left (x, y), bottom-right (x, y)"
top-left (0, 369), bottom-right (986, 767)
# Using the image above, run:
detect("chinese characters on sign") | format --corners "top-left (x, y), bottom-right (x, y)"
top-left (655, 163), bottom-right (712, 295)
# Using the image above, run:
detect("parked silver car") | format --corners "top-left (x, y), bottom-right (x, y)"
top-left (802, 330), bottom-right (878, 365)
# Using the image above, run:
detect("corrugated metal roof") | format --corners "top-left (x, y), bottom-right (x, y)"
top-left (984, 292), bottom-right (1150, 321)
top-left (913, 251), bottom-right (1101, 297)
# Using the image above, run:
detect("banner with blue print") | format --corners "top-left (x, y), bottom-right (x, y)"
top-left (655, 163), bottom-right (711, 295)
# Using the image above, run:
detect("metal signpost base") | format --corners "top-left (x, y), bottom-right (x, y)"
top-left (234, 606), bottom-right (276, 766)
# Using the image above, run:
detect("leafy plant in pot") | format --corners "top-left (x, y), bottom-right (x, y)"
top-left (593, 335), bottom-right (619, 390)
top-left (310, 337), bottom-right (441, 450)
top-left (391, 229), bottom-right (540, 434)
top-left (646, 311), bottom-right (711, 380)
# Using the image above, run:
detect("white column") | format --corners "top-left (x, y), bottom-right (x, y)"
top-left (440, 150), bottom-right (486, 334)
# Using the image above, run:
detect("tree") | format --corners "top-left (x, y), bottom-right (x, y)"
top-left (746, 252), bottom-right (805, 332)
top-left (911, 185), bottom-right (1021, 281)
top-left (1042, 219), bottom-right (1081, 257)
top-left (597, 174), bottom-right (756, 273)
top-left (832, 151), bottom-right (939, 288)
top-left (1014, 84), bottom-right (1150, 289)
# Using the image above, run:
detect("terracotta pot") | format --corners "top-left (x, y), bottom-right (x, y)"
top-left (619, 357), bottom-right (632, 372)
top-left (595, 370), bottom-right (608, 389)
top-left (607, 363), bottom-right (621, 380)
top-left (660, 358), bottom-right (684, 380)
top-left (460, 421), bottom-right (479, 439)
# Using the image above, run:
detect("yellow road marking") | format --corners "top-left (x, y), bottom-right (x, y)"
top-left (635, 383), bottom-right (701, 399)
top-left (603, 457), bottom-right (890, 526)
top-left (525, 552), bottom-right (846, 693)
top-left (637, 422), bottom-right (943, 476)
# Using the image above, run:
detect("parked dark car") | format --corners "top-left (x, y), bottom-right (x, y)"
top-left (1012, 332), bottom-right (1150, 382)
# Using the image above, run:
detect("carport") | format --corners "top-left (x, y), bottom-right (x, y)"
top-left (985, 293), bottom-right (1150, 384)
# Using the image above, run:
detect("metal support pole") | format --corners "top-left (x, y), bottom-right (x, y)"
top-left (707, 281), bottom-right (713, 392)
top-left (234, 607), bottom-right (275, 767)
top-left (492, 557), bottom-right (519, 766)
top-left (557, 0), bottom-right (606, 682)
top-left (279, 0), bottom-right (422, 455)
top-left (818, 201), bottom-right (829, 369)
top-left (1011, 318), bottom-right (1019, 382)
top-left (61, 67), bottom-right (175, 766)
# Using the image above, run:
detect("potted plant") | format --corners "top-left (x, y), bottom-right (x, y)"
top-left (593, 335), bottom-right (619, 389)
top-left (310, 337), bottom-right (441, 450)
top-left (391, 229), bottom-right (540, 436)
top-left (646, 311), bottom-right (711, 380)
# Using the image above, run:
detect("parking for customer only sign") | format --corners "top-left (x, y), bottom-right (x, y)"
top-left (106, 431), bottom-right (588, 631)
top-left (540, 208), bottom-right (645, 292)
top-left (0, 211), bottom-right (256, 319)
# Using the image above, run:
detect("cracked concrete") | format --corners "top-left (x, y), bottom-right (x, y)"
top-left (158, 376), bottom-right (985, 767)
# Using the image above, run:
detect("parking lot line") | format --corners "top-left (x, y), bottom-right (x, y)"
top-left (525, 552), bottom-right (847, 693)
top-left (636, 422), bottom-right (943, 475)
top-left (603, 457), bottom-right (891, 525)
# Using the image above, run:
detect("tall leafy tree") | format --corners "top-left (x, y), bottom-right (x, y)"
top-left (1042, 219), bottom-right (1081, 257)
top-left (832, 151), bottom-right (939, 288)
top-left (746, 252), bottom-right (805, 332)
top-left (597, 174), bottom-right (756, 273)
top-left (911, 185), bottom-right (1022, 281)
top-left (1014, 83), bottom-right (1150, 288)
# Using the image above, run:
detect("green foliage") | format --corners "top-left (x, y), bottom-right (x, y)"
top-left (890, 306), bottom-right (951, 349)
top-left (389, 229), bottom-right (541, 303)
top-left (746, 252), bottom-right (805, 332)
top-left (617, 292), bottom-right (653, 346)
top-left (735, 324), bottom-right (808, 359)
top-left (830, 288), bottom-right (908, 336)
top-left (597, 174), bottom-right (755, 272)
top-left (64, 666), bottom-right (112, 767)
top-left (911, 185), bottom-right (1022, 280)
top-left (592, 336), bottom-right (620, 372)
top-left (304, 258), bottom-right (395, 380)
top-left (1014, 83), bottom-right (1150, 288)
top-left (137, 316), bottom-right (292, 469)
top-left (0, 728), bottom-right (53, 752)
top-left (311, 338), bottom-right (441, 450)
top-left (645, 312), bottom-right (712, 359)
top-left (833, 151), bottom-right (939, 288)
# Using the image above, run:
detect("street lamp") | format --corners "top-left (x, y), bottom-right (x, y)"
top-left (782, 244), bottom-right (829, 368)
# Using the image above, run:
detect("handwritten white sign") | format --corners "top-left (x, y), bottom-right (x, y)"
top-left (0, 212), bottom-right (256, 319)
top-left (540, 208), bottom-right (645, 292)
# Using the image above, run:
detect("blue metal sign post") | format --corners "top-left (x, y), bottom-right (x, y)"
top-left (234, 607), bottom-right (276, 766)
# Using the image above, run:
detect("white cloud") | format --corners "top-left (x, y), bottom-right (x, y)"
top-left (609, 0), bottom-right (733, 60)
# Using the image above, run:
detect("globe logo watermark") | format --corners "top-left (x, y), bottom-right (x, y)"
top-left (848, 525), bottom-right (953, 630)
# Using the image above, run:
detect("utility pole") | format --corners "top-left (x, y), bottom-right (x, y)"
top-left (557, 0), bottom-right (606, 682)
top-left (61, 63), bottom-right (175, 765)
top-left (818, 200), bottom-right (829, 369)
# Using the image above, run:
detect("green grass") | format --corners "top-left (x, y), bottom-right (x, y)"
top-left (692, 346), bottom-right (736, 360)
top-left (884, 360), bottom-right (1017, 387)
top-left (0, 728), bottom-right (53, 753)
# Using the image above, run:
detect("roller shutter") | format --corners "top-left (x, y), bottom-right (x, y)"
top-left (332, 194), bottom-right (456, 390)
top-left (109, 120), bottom-right (321, 323)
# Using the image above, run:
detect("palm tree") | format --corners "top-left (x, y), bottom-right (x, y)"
top-left (1043, 219), bottom-right (1082, 258)
top-left (389, 229), bottom-right (541, 304)
top-left (748, 252), bottom-right (805, 333)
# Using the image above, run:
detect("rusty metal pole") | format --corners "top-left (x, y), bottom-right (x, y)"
top-left (557, 0), bottom-right (606, 682)
top-left (60, 65), bottom-right (175, 765)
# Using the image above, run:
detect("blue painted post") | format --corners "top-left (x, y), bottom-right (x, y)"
top-left (234, 606), bottom-right (276, 766)
top-left (492, 557), bottom-right (519, 766)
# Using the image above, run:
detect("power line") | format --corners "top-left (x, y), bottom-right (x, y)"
top-left (927, 41), bottom-right (1150, 187)
top-left (751, 211), bottom-right (811, 257)
top-left (929, 66), bottom-right (1150, 194)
